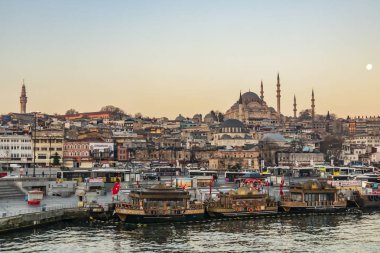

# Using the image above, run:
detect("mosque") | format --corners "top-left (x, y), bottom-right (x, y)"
top-left (224, 74), bottom-right (315, 127)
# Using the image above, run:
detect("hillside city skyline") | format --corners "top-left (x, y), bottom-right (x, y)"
top-left (3, 80), bottom-right (377, 120)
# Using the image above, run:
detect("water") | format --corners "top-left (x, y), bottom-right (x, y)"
top-left (1, 213), bottom-right (379, 253)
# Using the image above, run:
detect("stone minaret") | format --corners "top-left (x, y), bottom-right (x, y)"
top-left (238, 91), bottom-right (244, 122)
top-left (276, 73), bottom-right (281, 115)
top-left (293, 95), bottom-right (297, 118)
top-left (20, 80), bottom-right (27, 114)
top-left (260, 80), bottom-right (264, 102)
top-left (311, 89), bottom-right (315, 122)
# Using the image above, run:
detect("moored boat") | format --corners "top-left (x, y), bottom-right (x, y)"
top-left (206, 187), bottom-right (277, 218)
top-left (351, 182), bottom-right (380, 209)
top-left (115, 184), bottom-right (204, 223)
top-left (279, 180), bottom-right (347, 213)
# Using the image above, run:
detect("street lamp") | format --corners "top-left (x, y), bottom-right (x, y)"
top-left (33, 113), bottom-right (37, 177)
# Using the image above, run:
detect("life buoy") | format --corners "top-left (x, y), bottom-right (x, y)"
top-left (248, 207), bottom-right (254, 213)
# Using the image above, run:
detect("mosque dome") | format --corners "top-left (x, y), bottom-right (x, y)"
top-left (175, 114), bottom-right (186, 121)
top-left (241, 91), bottom-right (262, 104)
top-left (221, 119), bottom-right (244, 128)
top-left (204, 113), bottom-right (217, 123)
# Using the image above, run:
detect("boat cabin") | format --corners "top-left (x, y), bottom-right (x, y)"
top-left (280, 180), bottom-right (347, 212)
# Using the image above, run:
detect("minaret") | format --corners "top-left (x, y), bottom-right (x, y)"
top-left (293, 95), bottom-right (297, 118)
top-left (20, 80), bottom-right (27, 114)
top-left (276, 73), bottom-right (281, 115)
top-left (260, 80), bottom-right (264, 102)
top-left (238, 91), bottom-right (244, 122)
top-left (311, 89), bottom-right (315, 122)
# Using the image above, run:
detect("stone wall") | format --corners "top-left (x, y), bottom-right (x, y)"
top-left (0, 208), bottom-right (87, 233)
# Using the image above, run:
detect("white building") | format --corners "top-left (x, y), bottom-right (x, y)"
top-left (344, 135), bottom-right (380, 147)
top-left (0, 132), bottom-right (32, 166)
top-left (212, 119), bottom-right (258, 147)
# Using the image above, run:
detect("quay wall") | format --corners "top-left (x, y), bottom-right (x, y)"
top-left (0, 208), bottom-right (87, 233)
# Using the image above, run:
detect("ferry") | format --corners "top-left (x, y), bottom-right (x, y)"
top-left (279, 180), bottom-right (347, 213)
top-left (206, 187), bottom-right (277, 218)
top-left (114, 184), bottom-right (205, 223)
top-left (351, 182), bottom-right (380, 209)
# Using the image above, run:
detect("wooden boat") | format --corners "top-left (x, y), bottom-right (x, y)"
top-left (351, 182), bottom-right (380, 209)
top-left (206, 187), bottom-right (277, 218)
top-left (279, 180), bottom-right (347, 213)
top-left (115, 184), bottom-right (204, 223)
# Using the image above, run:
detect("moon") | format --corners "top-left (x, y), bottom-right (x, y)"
top-left (366, 64), bottom-right (373, 71)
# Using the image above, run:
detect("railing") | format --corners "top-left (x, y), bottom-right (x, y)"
top-left (0, 177), bottom-right (56, 182)
top-left (306, 201), bottom-right (334, 207)
top-left (0, 203), bottom-right (78, 219)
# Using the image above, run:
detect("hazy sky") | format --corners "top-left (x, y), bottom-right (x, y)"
top-left (0, 0), bottom-right (379, 119)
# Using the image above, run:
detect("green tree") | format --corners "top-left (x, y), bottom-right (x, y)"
top-left (298, 109), bottom-right (312, 120)
top-left (52, 152), bottom-right (61, 166)
top-left (65, 109), bottom-right (78, 115)
top-left (135, 112), bottom-right (143, 119)
top-left (100, 105), bottom-right (125, 114)
top-left (217, 112), bottom-right (224, 122)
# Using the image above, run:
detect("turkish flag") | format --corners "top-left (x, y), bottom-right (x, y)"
top-left (112, 181), bottom-right (121, 195)
top-left (280, 176), bottom-right (285, 196)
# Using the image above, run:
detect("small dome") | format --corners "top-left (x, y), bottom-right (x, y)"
top-left (221, 119), bottom-right (244, 128)
top-left (261, 133), bottom-right (286, 142)
top-left (302, 180), bottom-right (321, 190)
top-left (236, 187), bottom-right (250, 195)
top-left (220, 134), bottom-right (232, 140)
top-left (204, 113), bottom-right (217, 123)
top-left (175, 114), bottom-right (186, 121)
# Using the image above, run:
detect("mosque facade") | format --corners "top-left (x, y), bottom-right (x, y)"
top-left (224, 74), bottom-right (282, 126)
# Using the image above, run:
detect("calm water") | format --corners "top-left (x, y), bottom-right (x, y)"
top-left (1, 213), bottom-right (379, 253)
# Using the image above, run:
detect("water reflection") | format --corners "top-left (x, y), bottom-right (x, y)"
top-left (0, 213), bottom-right (379, 253)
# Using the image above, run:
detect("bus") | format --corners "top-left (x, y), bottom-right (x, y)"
top-left (225, 171), bottom-right (246, 182)
top-left (261, 166), bottom-right (291, 176)
top-left (188, 169), bottom-right (218, 178)
top-left (224, 171), bottom-right (259, 183)
top-left (56, 169), bottom-right (141, 183)
top-left (153, 166), bottom-right (182, 177)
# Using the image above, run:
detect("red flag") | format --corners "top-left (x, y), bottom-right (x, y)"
top-left (112, 181), bottom-right (120, 195)
top-left (280, 176), bottom-right (285, 196)
top-left (209, 180), bottom-right (212, 195)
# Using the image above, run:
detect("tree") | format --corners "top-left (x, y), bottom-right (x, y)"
top-left (52, 152), bottom-right (61, 166)
top-left (100, 105), bottom-right (125, 114)
top-left (217, 112), bottom-right (224, 122)
top-left (65, 109), bottom-right (78, 115)
top-left (298, 109), bottom-right (312, 120)
top-left (135, 112), bottom-right (143, 119)
top-left (320, 136), bottom-right (343, 163)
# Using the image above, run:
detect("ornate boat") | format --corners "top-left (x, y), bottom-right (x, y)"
top-left (115, 184), bottom-right (204, 223)
top-left (279, 180), bottom-right (347, 213)
top-left (206, 187), bottom-right (278, 218)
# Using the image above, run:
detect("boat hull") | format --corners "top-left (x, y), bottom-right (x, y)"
top-left (279, 205), bottom-right (347, 213)
top-left (116, 213), bottom-right (205, 224)
top-left (207, 207), bottom-right (278, 218)
top-left (115, 208), bottom-right (205, 224)
top-left (355, 194), bottom-right (380, 209)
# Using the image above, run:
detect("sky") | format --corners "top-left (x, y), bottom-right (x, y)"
top-left (0, 0), bottom-right (379, 119)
